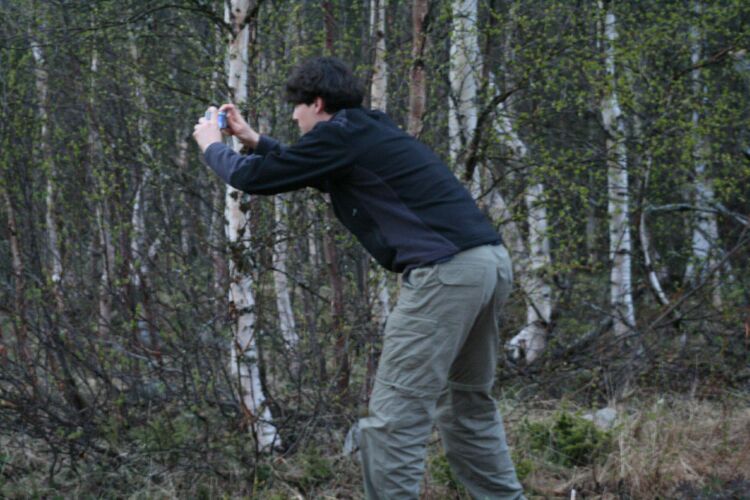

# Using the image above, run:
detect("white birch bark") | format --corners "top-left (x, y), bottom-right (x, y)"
top-left (30, 38), bottom-right (63, 302)
top-left (686, 1), bottom-right (722, 307)
top-left (86, 47), bottom-right (115, 337)
top-left (31, 27), bottom-right (85, 411)
top-left (96, 200), bottom-right (115, 337)
top-left (600, 3), bottom-right (635, 338)
top-left (640, 210), bottom-right (669, 307)
top-left (176, 136), bottom-right (192, 257)
top-left (128, 36), bottom-right (158, 348)
top-left (408, 0), bottom-right (428, 138)
top-left (273, 195), bottom-right (299, 347)
top-left (499, 103), bottom-right (551, 363)
top-left (130, 168), bottom-right (150, 330)
top-left (252, 50), bottom-right (299, 350)
top-left (370, 0), bottom-right (388, 111)
top-left (449, 0), bottom-right (481, 197)
top-left (224, 0), bottom-right (278, 450)
top-left (494, 5), bottom-right (552, 364)
top-left (370, 0), bottom-right (391, 324)
top-left (633, 115), bottom-right (669, 307)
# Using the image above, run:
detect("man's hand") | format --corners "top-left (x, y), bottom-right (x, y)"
top-left (219, 103), bottom-right (260, 149)
top-left (193, 106), bottom-right (223, 152)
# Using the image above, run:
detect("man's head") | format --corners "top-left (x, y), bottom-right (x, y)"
top-left (285, 57), bottom-right (364, 134)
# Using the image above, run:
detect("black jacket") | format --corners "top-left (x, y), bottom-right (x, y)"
top-left (203, 107), bottom-right (501, 273)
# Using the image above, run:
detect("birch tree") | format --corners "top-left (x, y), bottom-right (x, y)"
top-left (496, 4), bottom-right (553, 365)
top-left (272, 194), bottom-right (299, 348)
top-left (600, 1), bottom-right (636, 340)
top-left (370, 0), bottom-right (388, 112)
top-left (449, 0), bottom-right (481, 195)
top-left (370, 0), bottom-right (391, 325)
top-left (87, 45), bottom-right (116, 338)
top-left (30, 27), bottom-right (86, 413)
top-left (224, 0), bottom-right (278, 450)
top-left (685, 0), bottom-right (722, 307)
top-left (408, 0), bottom-right (428, 138)
top-left (30, 38), bottom-right (63, 308)
top-left (128, 35), bottom-right (161, 359)
top-left (497, 103), bottom-right (552, 365)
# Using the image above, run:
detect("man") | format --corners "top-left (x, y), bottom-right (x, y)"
top-left (193, 56), bottom-right (525, 499)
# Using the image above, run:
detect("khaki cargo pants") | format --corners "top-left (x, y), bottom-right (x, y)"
top-left (360, 244), bottom-right (525, 499)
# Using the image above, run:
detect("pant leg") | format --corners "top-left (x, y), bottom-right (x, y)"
top-left (436, 245), bottom-right (525, 499)
top-left (360, 252), bottom-right (495, 499)
top-left (436, 389), bottom-right (525, 499)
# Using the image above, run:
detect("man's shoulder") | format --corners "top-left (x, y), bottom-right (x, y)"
top-left (330, 107), bottom-right (400, 131)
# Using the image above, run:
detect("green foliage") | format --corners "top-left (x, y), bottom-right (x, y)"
top-left (298, 447), bottom-right (333, 488)
top-left (128, 411), bottom-right (198, 465)
top-left (511, 453), bottom-right (535, 482)
top-left (520, 412), bottom-right (612, 468)
top-left (427, 452), bottom-right (467, 496)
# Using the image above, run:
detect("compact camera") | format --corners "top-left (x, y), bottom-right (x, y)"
top-left (204, 110), bottom-right (228, 129)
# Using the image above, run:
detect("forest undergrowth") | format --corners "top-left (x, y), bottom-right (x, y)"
top-left (2, 386), bottom-right (748, 499)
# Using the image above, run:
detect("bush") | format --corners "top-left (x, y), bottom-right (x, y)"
top-left (520, 411), bottom-right (612, 467)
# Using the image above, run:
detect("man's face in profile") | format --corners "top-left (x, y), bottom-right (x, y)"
top-left (292, 97), bottom-right (330, 135)
top-left (292, 102), bottom-right (317, 135)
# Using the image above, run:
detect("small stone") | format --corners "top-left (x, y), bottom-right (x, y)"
top-left (593, 407), bottom-right (617, 430)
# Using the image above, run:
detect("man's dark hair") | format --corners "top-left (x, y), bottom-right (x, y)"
top-left (285, 57), bottom-right (364, 113)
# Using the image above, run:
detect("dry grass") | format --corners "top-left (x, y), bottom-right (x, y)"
top-left (513, 394), bottom-right (750, 498)
top-left (2, 394), bottom-right (749, 498)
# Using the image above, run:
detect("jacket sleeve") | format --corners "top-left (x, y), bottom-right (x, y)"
top-left (202, 124), bottom-right (350, 195)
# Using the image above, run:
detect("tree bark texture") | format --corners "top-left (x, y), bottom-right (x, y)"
top-left (600, 3), bottom-right (636, 340)
top-left (224, 0), bottom-right (278, 451)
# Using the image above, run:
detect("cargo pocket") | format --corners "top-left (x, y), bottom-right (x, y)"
top-left (380, 311), bottom-right (438, 374)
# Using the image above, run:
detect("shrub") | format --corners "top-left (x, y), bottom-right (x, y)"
top-left (520, 411), bottom-right (612, 467)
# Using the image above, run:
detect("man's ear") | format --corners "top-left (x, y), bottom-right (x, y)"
top-left (313, 96), bottom-right (326, 114)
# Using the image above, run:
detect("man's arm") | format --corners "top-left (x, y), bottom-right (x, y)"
top-left (202, 124), bottom-right (351, 195)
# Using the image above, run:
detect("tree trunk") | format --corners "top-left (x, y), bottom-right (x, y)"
top-left (502, 158), bottom-right (552, 362)
top-left (129, 36), bottom-right (161, 361)
top-left (224, 0), bottom-right (278, 451)
top-left (209, 181), bottom-right (229, 310)
top-left (493, 4), bottom-right (552, 364)
top-left (87, 48), bottom-right (115, 338)
top-left (2, 186), bottom-right (32, 375)
top-left (600, 2), bottom-right (636, 340)
top-left (686, 0), bottom-right (722, 307)
top-left (370, 0), bottom-right (391, 327)
top-left (370, 0), bottom-right (388, 111)
top-left (273, 195), bottom-right (299, 348)
top-left (321, 1), bottom-right (350, 402)
top-left (449, 0), bottom-right (481, 196)
top-left (31, 32), bottom-right (86, 414)
top-left (176, 135), bottom-right (193, 258)
top-left (408, 0), bottom-right (428, 137)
